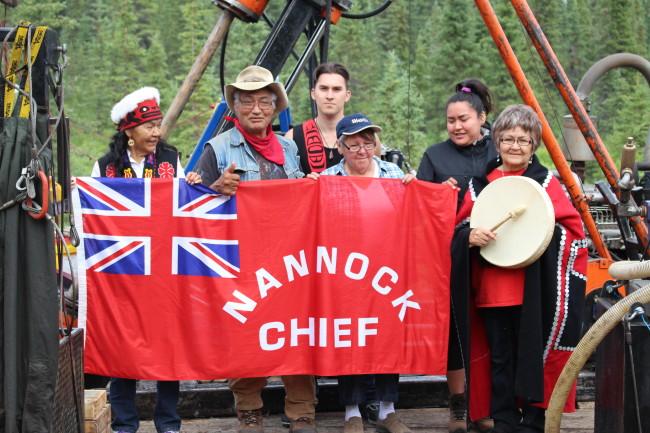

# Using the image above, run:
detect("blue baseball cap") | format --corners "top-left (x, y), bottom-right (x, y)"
top-left (336, 113), bottom-right (383, 139)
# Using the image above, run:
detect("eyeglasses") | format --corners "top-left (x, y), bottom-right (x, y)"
top-left (500, 137), bottom-right (533, 147)
top-left (341, 141), bottom-right (376, 152)
top-left (237, 97), bottom-right (274, 110)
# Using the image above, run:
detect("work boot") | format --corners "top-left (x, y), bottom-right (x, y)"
top-left (289, 417), bottom-right (317, 433)
top-left (448, 393), bottom-right (468, 433)
top-left (343, 416), bottom-right (364, 433)
top-left (376, 413), bottom-right (412, 433)
top-left (237, 409), bottom-right (264, 433)
top-left (475, 417), bottom-right (494, 433)
top-left (360, 401), bottom-right (379, 424)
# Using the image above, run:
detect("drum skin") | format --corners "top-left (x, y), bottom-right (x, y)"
top-left (470, 176), bottom-right (554, 269)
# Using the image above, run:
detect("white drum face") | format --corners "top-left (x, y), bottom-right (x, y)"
top-left (470, 176), bottom-right (555, 269)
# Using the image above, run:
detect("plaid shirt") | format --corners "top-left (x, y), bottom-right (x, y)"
top-left (320, 157), bottom-right (405, 179)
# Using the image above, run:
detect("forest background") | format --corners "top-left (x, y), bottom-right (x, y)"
top-left (3, 0), bottom-right (649, 181)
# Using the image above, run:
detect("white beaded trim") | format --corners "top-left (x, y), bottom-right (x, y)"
top-left (543, 225), bottom-right (566, 363)
top-left (553, 234), bottom-right (588, 352)
top-left (542, 170), bottom-right (553, 189)
top-left (469, 178), bottom-right (477, 202)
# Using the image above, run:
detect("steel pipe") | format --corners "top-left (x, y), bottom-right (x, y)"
top-left (474, 0), bottom-right (610, 259)
top-left (509, 0), bottom-right (650, 259)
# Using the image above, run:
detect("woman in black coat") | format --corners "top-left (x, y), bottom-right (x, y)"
top-left (416, 79), bottom-right (496, 433)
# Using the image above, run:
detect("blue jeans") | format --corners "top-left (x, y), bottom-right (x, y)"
top-left (363, 375), bottom-right (377, 403)
top-left (337, 374), bottom-right (399, 405)
top-left (110, 378), bottom-right (180, 433)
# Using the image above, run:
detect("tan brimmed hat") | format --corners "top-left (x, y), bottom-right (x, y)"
top-left (224, 65), bottom-right (289, 116)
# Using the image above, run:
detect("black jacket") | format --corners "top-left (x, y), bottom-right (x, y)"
top-left (417, 133), bottom-right (496, 211)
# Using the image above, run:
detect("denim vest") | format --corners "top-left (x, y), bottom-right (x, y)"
top-left (205, 128), bottom-right (303, 181)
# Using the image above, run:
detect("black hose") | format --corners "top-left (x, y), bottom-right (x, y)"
top-left (262, 11), bottom-right (274, 28)
top-left (341, 0), bottom-right (392, 19)
top-left (321, 0), bottom-right (332, 62)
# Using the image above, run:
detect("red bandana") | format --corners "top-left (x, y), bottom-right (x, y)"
top-left (227, 116), bottom-right (285, 166)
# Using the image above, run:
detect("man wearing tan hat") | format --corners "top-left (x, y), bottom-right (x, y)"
top-left (194, 66), bottom-right (315, 433)
top-left (195, 65), bottom-right (303, 194)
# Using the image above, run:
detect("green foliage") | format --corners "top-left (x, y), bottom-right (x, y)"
top-left (165, 1), bottom-right (223, 164)
top-left (5, 0), bottom-right (77, 31)
top-left (1, 0), bottom-right (648, 183)
top-left (363, 50), bottom-right (426, 165)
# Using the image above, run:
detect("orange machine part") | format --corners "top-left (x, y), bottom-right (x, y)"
top-left (217, 0), bottom-right (269, 22)
top-left (586, 258), bottom-right (626, 296)
top-left (59, 313), bottom-right (78, 338)
top-left (320, 5), bottom-right (342, 24)
top-left (237, 0), bottom-right (268, 16)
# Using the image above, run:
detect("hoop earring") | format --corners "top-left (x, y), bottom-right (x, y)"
top-left (127, 138), bottom-right (135, 147)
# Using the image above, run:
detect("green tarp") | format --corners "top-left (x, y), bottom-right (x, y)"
top-left (0, 114), bottom-right (58, 432)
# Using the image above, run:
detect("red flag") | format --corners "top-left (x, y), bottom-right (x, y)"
top-left (74, 176), bottom-right (456, 380)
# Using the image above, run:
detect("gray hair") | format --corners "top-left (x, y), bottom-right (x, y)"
top-left (492, 104), bottom-right (543, 152)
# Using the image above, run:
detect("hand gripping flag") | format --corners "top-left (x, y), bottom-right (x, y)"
top-left (73, 176), bottom-right (456, 380)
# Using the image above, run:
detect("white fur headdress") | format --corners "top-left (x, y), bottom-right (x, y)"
top-left (110, 87), bottom-right (161, 125)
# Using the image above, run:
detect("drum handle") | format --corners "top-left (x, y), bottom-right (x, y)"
top-left (489, 204), bottom-right (526, 232)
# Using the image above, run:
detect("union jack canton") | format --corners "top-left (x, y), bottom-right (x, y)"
top-left (75, 177), bottom-right (239, 278)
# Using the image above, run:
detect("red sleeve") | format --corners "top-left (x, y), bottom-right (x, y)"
top-left (546, 176), bottom-right (585, 239)
top-left (455, 189), bottom-right (474, 225)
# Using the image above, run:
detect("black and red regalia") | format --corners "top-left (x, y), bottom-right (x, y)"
top-left (450, 154), bottom-right (587, 421)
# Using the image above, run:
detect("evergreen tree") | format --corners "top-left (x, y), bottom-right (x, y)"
top-left (165, 1), bottom-right (224, 163)
top-left (529, 0), bottom-right (565, 58)
top-left (365, 50), bottom-right (426, 166)
top-left (563, 0), bottom-right (594, 84)
top-left (373, 0), bottom-right (411, 65)
top-left (412, 0), bottom-right (489, 139)
top-left (328, 11), bottom-right (384, 115)
top-left (4, 0), bottom-right (76, 30)
top-left (2, 0), bottom-right (648, 178)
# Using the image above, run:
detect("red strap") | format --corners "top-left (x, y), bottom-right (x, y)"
top-left (302, 119), bottom-right (328, 173)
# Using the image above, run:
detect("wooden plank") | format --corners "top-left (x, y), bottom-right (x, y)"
top-left (85, 404), bottom-right (111, 433)
top-left (84, 389), bottom-right (107, 419)
top-left (137, 406), bottom-right (595, 432)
